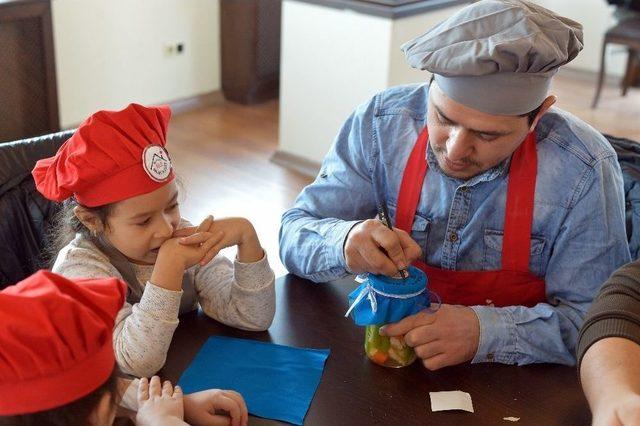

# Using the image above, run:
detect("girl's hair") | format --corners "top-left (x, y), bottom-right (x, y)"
top-left (0, 367), bottom-right (119, 426)
top-left (44, 197), bottom-right (114, 268)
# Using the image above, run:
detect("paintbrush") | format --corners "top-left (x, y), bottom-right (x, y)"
top-left (377, 201), bottom-right (408, 279)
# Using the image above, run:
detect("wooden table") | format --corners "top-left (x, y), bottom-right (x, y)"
top-left (163, 275), bottom-right (591, 425)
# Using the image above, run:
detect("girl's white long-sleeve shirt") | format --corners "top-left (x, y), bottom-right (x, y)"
top-left (53, 234), bottom-right (276, 377)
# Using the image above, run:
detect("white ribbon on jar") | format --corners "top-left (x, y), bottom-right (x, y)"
top-left (344, 282), bottom-right (427, 318)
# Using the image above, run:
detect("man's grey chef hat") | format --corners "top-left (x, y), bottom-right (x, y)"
top-left (401, 0), bottom-right (583, 115)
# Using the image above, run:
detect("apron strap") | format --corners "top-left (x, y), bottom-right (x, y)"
top-left (395, 127), bottom-right (538, 273)
top-left (502, 132), bottom-right (537, 272)
top-left (91, 235), bottom-right (144, 302)
top-left (396, 127), bottom-right (429, 233)
top-left (90, 235), bottom-right (195, 310)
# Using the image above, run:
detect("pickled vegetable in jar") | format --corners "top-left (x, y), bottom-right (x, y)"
top-left (364, 324), bottom-right (416, 368)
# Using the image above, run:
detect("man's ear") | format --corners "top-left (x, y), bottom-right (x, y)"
top-left (73, 206), bottom-right (105, 234)
top-left (529, 95), bottom-right (557, 132)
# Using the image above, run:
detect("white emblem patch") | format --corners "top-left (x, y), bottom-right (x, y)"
top-left (142, 145), bottom-right (172, 182)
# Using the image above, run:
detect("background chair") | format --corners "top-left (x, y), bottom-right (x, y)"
top-left (592, 18), bottom-right (640, 108)
top-left (0, 130), bottom-right (73, 288)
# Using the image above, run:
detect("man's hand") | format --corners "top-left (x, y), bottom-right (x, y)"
top-left (380, 304), bottom-right (480, 370)
top-left (183, 389), bottom-right (249, 426)
top-left (344, 219), bottom-right (421, 276)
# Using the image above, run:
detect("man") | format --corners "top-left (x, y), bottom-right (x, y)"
top-left (279, 0), bottom-right (631, 369)
top-left (578, 259), bottom-right (640, 426)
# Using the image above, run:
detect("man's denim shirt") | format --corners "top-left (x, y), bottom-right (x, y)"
top-left (279, 83), bottom-right (631, 366)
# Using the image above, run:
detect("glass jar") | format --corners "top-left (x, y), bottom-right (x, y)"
top-left (364, 324), bottom-right (417, 368)
top-left (347, 265), bottom-right (435, 368)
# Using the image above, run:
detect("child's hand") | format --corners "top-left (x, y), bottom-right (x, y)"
top-left (183, 388), bottom-right (249, 426)
top-left (136, 376), bottom-right (187, 426)
top-left (175, 216), bottom-right (264, 264)
top-left (159, 223), bottom-right (226, 270)
top-left (150, 218), bottom-right (226, 291)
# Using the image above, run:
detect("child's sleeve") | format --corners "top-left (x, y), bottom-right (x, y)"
top-left (194, 252), bottom-right (276, 331)
top-left (112, 283), bottom-right (182, 377)
top-left (53, 245), bottom-right (182, 377)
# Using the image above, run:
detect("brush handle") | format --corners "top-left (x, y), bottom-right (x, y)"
top-left (377, 202), bottom-right (408, 279)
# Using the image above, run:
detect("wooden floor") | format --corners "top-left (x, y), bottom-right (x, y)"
top-left (551, 72), bottom-right (640, 141)
top-left (168, 74), bottom-right (640, 276)
top-left (168, 100), bottom-right (312, 276)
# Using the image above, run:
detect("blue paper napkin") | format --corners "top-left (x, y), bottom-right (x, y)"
top-left (178, 336), bottom-right (330, 425)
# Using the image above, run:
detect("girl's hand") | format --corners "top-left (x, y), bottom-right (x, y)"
top-left (160, 222), bottom-right (226, 269)
top-left (183, 388), bottom-right (249, 426)
top-left (136, 377), bottom-right (187, 426)
top-left (151, 229), bottom-right (225, 291)
top-left (175, 216), bottom-right (264, 264)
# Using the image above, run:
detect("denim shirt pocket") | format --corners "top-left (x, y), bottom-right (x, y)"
top-left (483, 229), bottom-right (546, 275)
top-left (388, 203), bottom-right (431, 258)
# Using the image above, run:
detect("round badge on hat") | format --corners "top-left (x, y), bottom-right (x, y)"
top-left (142, 145), bottom-right (172, 182)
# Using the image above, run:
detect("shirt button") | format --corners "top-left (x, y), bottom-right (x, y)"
top-left (487, 353), bottom-right (494, 361)
top-left (449, 233), bottom-right (458, 242)
top-left (460, 186), bottom-right (469, 192)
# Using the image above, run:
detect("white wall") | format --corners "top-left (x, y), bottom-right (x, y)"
top-left (279, 0), bottom-right (393, 163)
top-left (52, 0), bottom-right (220, 128)
top-left (530, 0), bottom-right (626, 75)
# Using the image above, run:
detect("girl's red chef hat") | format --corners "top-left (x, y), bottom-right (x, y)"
top-left (32, 103), bottom-right (174, 207)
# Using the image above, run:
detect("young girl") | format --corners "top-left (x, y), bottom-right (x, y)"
top-left (32, 103), bottom-right (276, 378)
top-left (0, 270), bottom-right (248, 426)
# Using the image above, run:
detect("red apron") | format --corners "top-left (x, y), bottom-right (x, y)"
top-left (395, 127), bottom-right (546, 307)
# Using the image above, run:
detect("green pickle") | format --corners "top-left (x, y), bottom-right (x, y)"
top-left (364, 324), bottom-right (416, 368)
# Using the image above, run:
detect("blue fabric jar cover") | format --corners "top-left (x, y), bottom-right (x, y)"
top-left (345, 265), bottom-right (429, 326)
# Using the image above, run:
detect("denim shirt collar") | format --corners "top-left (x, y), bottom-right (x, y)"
top-left (426, 143), bottom-right (511, 187)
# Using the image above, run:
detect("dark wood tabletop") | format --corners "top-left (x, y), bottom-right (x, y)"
top-left (162, 274), bottom-right (591, 425)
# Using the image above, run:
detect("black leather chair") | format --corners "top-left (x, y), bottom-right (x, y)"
top-left (606, 134), bottom-right (640, 260)
top-left (0, 130), bottom-right (74, 288)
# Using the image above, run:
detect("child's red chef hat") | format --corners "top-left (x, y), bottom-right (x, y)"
top-left (0, 270), bottom-right (126, 415)
top-left (32, 103), bottom-right (174, 207)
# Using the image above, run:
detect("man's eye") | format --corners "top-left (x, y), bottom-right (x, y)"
top-left (437, 114), bottom-right (452, 125)
top-left (478, 133), bottom-right (499, 142)
top-left (137, 218), bottom-right (151, 226)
